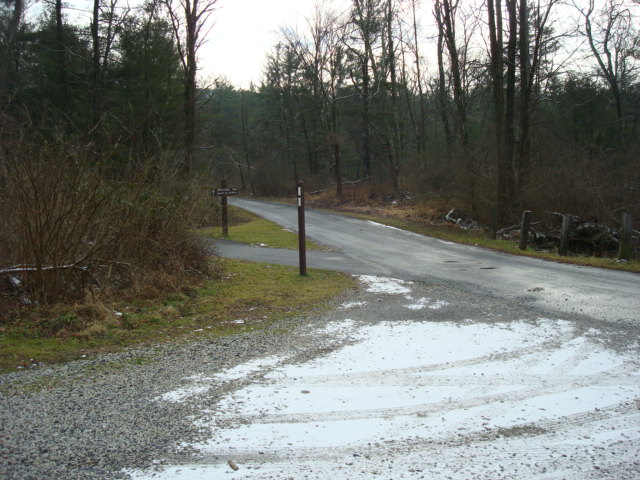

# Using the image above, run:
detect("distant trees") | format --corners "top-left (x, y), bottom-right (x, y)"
top-left (243, 0), bottom-right (638, 227)
top-left (163, 0), bottom-right (219, 171)
top-left (1, 0), bottom-right (637, 230)
top-left (0, 0), bottom-right (216, 305)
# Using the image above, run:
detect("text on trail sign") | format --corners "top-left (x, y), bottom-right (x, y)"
top-left (213, 187), bottom-right (239, 197)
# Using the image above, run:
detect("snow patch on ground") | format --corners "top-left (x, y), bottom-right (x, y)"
top-left (358, 275), bottom-right (412, 294)
top-left (366, 220), bottom-right (403, 232)
top-left (155, 356), bottom-right (289, 403)
top-left (135, 278), bottom-right (640, 480)
top-left (212, 355), bottom-right (286, 382)
top-left (315, 319), bottom-right (356, 336)
top-left (340, 301), bottom-right (368, 309)
top-left (404, 297), bottom-right (450, 310)
top-left (428, 299), bottom-right (450, 310)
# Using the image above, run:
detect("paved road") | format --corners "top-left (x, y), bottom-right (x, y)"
top-left (222, 198), bottom-right (640, 325)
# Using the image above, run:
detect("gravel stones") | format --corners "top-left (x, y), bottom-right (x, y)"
top-left (0, 298), bottom-right (349, 480)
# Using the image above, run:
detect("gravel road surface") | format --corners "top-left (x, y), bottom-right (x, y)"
top-left (1, 201), bottom-right (638, 480)
top-left (225, 199), bottom-right (640, 325)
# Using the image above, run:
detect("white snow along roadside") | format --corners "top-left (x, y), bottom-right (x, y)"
top-left (130, 275), bottom-right (640, 480)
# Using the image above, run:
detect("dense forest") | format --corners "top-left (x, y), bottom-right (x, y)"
top-left (1, 0), bottom-right (639, 303)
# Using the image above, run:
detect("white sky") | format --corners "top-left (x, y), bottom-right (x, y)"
top-left (30, 0), bottom-right (327, 88)
top-left (201, 0), bottom-right (322, 88)
top-left (29, 0), bottom-right (635, 90)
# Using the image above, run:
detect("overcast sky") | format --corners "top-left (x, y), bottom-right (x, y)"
top-left (201, 0), bottom-right (322, 88)
top-left (33, 0), bottom-right (631, 89)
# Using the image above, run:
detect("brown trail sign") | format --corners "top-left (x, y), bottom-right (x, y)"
top-left (213, 187), bottom-right (239, 197)
top-left (212, 181), bottom-right (238, 237)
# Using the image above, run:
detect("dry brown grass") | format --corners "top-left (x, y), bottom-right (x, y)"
top-left (307, 183), bottom-right (452, 225)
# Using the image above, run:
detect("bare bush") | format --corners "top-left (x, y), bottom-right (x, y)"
top-left (0, 133), bottom-right (212, 307)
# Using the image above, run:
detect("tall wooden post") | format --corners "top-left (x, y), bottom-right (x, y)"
top-left (221, 179), bottom-right (229, 237)
top-left (297, 181), bottom-right (307, 276)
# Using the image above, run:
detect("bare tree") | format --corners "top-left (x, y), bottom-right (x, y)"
top-left (90, 0), bottom-right (129, 137)
top-left (383, 0), bottom-right (403, 193)
top-left (434, 0), bottom-right (479, 212)
top-left (164, 0), bottom-right (219, 172)
top-left (434, 1), bottom-right (453, 162)
top-left (517, 0), bottom-right (559, 189)
top-left (577, 0), bottom-right (639, 144)
top-left (347, 0), bottom-right (385, 180)
top-left (285, 5), bottom-right (348, 196)
top-left (408, 0), bottom-right (427, 155)
top-left (487, 0), bottom-right (510, 223)
top-left (434, 0), bottom-right (468, 148)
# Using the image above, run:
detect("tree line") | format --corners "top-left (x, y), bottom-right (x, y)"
top-left (0, 0), bottom-right (219, 303)
top-left (1, 0), bottom-right (638, 229)
top-left (213, 0), bottom-right (639, 228)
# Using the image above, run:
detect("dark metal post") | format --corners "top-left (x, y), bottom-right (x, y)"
top-left (558, 214), bottom-right (571, 256)
top-left (221, 179), bottom-right (229, 237)
top-left (619, 212), bottom-right (633, 260)
top-left (518, 210), bottom-right (532, 250)
top-left (297, 181), bottom-right (307, 276)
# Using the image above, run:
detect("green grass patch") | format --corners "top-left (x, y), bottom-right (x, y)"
top-left (347, 213), bottom-right (640, 274)
top-left (0, 259), bottom-right (354, 373)
top-left (201, 206), bottom-right (324, 250)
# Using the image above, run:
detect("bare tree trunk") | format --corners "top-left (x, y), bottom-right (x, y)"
top-left (386, 0), bottom-right (402, 194)
top-left (165, 0), bottom-right (219, 173)
top-left (240, 90), bottom-right (255, 195)
top-left (435, 0), bottom-right (476, 214)
top-left (351, 0), bottom-right (379, 181)
top-left (434, 10), bottom-right (453, 163)
top-left (581, 0), bottom-right (627, 142)
top-left (518, 0), bottom-right (531, 192)
top-left (362, 61), bottom-right (372, 179)
top-left (332, 117), bottom-right (343, 198)
top-left (504, 0), bottom-right (517, 206)
top-left (410, 0), bottom-right (427, 154)
top-left (487, 0), bottom-right (509, 224)
top-left (438, 0), bottom-right (466, 146)
top-left (184, 2), bottom-right (197, 172)
top-left (90, 0), bottom-right (101, 131)
top-left (55, 0), bottom-right (66, 99)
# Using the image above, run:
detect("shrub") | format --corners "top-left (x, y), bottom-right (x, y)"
top-left (0, 132), bottom-right (212, 310)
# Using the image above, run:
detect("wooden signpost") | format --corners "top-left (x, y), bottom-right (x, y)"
top-left (212, 180), bottom-right (238, 237)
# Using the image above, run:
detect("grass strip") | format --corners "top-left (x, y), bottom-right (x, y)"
top-left (201, 206), bottom-right (324, 250)
top-left (0, 259), bottom-right (354, 373)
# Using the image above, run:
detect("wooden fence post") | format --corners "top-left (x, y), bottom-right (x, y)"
top-left (558, 214), bottom-right (572, 256)
top-left (518, 210), bottom-right (532, 250)
top-left (618, 212), bottom-right (633, 260)
top-left (489, 202), bottom-right (498, 240)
